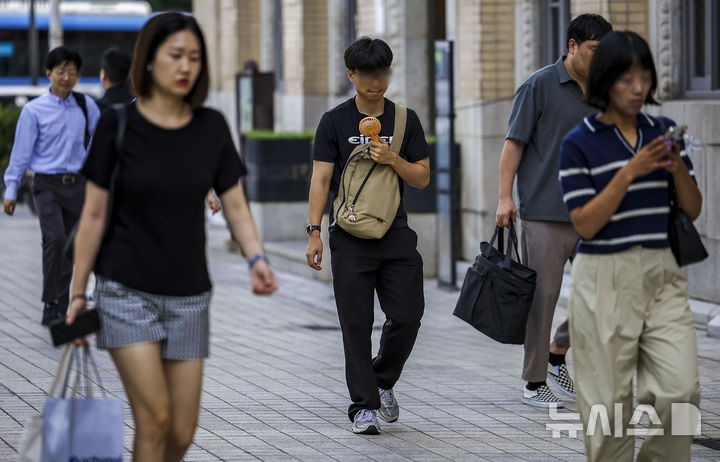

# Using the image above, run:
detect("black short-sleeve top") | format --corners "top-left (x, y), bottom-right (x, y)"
top-left (82, 103), bottom-right (246, 296)
top-left (312, 97), bottom-right (430, 230)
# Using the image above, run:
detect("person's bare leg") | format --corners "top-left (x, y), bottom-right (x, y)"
top-left (163, 359), bottom-right (204, 461)
top-left (109, 342), bottom-right (170, 462)
top-left (549, 340), bottom-right (569, 355)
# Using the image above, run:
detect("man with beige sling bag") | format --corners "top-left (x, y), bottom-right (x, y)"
top-left (306, 37), bottom-right (430, 434)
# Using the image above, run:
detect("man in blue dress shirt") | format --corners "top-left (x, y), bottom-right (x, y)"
top-left (3, 47), bottom-right (100, 325)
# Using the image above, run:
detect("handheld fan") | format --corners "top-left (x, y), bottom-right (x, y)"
top-left (359, 117), bottom-right (381, 142)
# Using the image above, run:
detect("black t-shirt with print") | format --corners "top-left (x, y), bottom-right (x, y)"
top-left (312, 97), bottom-right (430, 230)
top-left (82, 103), bottom-right (246, 296)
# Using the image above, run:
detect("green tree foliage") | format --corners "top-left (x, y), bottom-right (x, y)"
top-left (0, 104), bottom-right (21, 169)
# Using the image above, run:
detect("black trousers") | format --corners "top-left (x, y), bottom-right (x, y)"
top-left (32, 174), bottom-right (85, 313)
top-left (329, 227), bottom-right (425, 421)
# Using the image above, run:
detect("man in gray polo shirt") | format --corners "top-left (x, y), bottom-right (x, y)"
top-left (496, 14), bottom-right (612, 408)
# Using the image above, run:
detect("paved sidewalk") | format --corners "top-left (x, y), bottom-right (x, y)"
top-left (1, 206), bottom-right (719, 461)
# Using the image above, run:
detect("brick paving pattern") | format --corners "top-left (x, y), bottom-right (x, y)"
top-left (1, 207), bottom-right (719, 461)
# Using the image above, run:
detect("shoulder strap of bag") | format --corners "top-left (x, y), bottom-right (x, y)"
top-left (667, 174), bottom-right (678, 210)
top-left (72, 91), bottom-right (91, 149)
top-left (103, 104), bottom-right (127, 234)
top-left (390, 103), bottom-right (407, 154)
top-left (112, 103), bottom-right (127, 155)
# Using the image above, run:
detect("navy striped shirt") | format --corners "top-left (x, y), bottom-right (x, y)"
top-left (559, 112), bottom-right (696, 254)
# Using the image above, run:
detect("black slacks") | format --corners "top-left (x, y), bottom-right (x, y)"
top-left (329, 226), bottom-right (425, 421)
top-left (32, 174), bottom-right (85, 313)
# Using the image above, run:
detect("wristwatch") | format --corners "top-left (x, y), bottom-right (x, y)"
top-left (306, 224), bottom-right (321, 236)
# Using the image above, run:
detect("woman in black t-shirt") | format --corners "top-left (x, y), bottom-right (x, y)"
top-left (67, 13), bottom-right (277, 460)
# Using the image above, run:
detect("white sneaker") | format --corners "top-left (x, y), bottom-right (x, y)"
top-left (378, 388), bottom-right (399, 422)
top-left (521, 384), bottom-right (564, 408)
top-left (351, 409), bottom-right (380, 434)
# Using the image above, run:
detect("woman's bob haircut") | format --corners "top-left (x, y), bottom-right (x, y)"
top-left (131, 12), bottom-right (209, 108)
top-left (585, 30), bottom-right (659, 111)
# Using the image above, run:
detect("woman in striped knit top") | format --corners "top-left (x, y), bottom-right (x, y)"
top-left (559, 31), bottom-right (702, 462)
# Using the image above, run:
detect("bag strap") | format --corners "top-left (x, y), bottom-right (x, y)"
top-left (103, 104), bottom-right (127, 236)
top-left (488, 222), bottom-right (521, 269)
top-left (60, 345), bottom-right (82, 399)
top-left (57, 345), bottom-right (108, 400)
top-left (72, 91), bottom-right (91, 149)
top-left (390, 103), bottom-right (407, 154)
top-left (488, 226), bottom-right (504, 253)
top-left (501, 221), bottom-right (521, 269)
top-left (48, 344), bottom-right (76, 398)
top-left (78, 344), bottom-right (107, 399)
top-left (667, 173), bottom-right (678, 211)
top-left (112, 103), bottom-right (127, 154)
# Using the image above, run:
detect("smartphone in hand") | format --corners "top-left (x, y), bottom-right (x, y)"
top-left (664, 125), bottom-right (687, 142)
top-left (48, 309), bottom-right (100, 346)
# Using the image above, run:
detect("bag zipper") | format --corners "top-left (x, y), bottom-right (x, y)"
top-left (335, 146), bottom-right (369, 224)
top-left (347, 163), bottom-right (378, 220)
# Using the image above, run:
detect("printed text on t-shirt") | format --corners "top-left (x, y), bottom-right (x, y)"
top-left (347, 135), bottom-right (393, 144)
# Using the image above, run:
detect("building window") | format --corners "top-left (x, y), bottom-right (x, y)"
top-left (685, 0), bottom-right (719, 94)
top-left (541, 0), bottom-right (570, 66)
top-left (273, 0), bottom-right (283, 93)
top-left (347, 0), bottom-right (357, 46)
top-left (341, 0), bottom-right (356, 95)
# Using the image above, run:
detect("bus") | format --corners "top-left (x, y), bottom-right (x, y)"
top-left (0, 0), bottom-right (151, 101)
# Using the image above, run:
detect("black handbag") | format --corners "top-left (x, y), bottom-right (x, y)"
top-left (668, 175), bottom-right (707, 266)
top-left (453, 221), bottom-right (537, 344)
top-left (63, 103), bottom-right (127, 260)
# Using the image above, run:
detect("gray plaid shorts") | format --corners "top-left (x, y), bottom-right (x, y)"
top-left (94, 276), bottom-right (211, 359)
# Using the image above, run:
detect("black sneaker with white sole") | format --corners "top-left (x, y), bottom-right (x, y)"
top-left (351, 409), bottom-right (380, 434)
top-left (521, 384), bottom-right (564, 408)
top-left (547, 363), bottom-right (575, 400)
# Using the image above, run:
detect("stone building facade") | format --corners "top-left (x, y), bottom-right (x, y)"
top-left (193, 0), bottom-right (720, 307)
top-left (449, 0), bottom-right (719, 307)
top-left (193, 0), bottom-right (433, 134)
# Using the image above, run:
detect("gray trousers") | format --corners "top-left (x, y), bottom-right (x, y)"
top-left (32, 174), bottom-right (85, 312)
top-left (520, 220), bottom-right (579, 382)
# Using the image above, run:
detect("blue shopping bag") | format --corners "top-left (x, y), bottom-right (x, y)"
top-left (41, 345), bottom-right (123, 462)
top-left (18, 345), bottom-right (75, 462)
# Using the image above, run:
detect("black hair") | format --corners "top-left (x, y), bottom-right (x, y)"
top-left (44, 46), bottom-right (82, 72)
top-left (131, 12), bottom-right (209, 108)
top-left (585, 30), bottom-right (659, 110)
top-left (100, 47), bottom-right (132, 84)
top-left (566, 13), bottom-right (612, 49)
top-left (344, 37), bottom-right (393, 72)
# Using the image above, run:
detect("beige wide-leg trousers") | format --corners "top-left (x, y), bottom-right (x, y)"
top-left (568, 246), bottom-right (700, 462)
